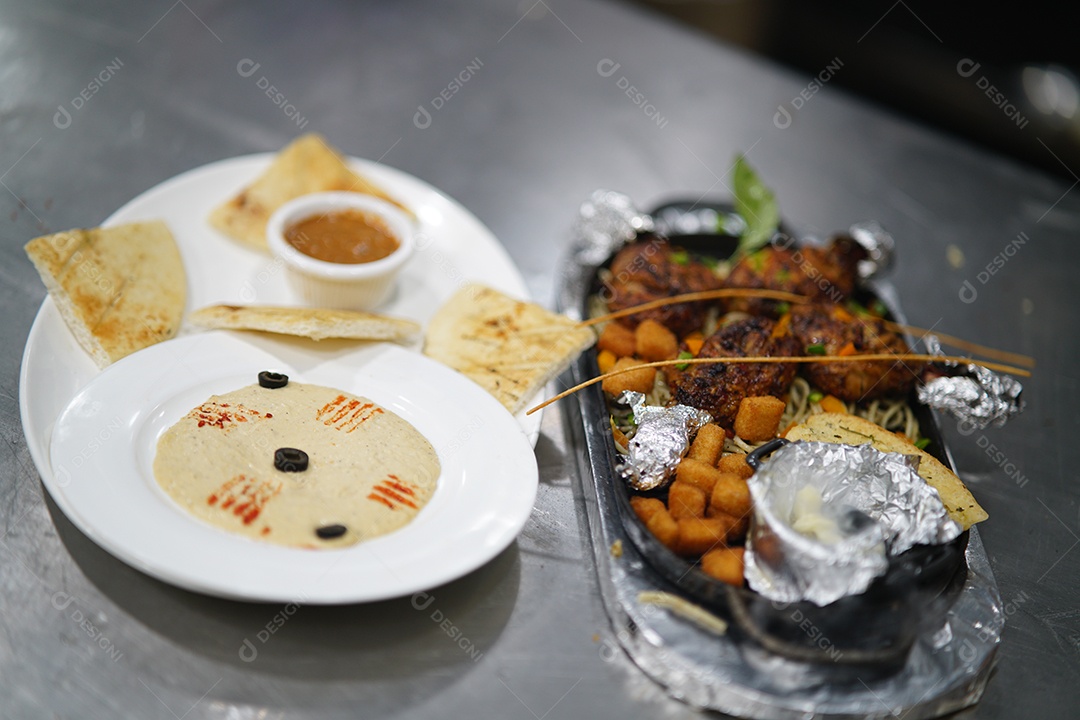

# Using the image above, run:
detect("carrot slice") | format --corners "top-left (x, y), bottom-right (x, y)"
top-left (684, 332), bottom-right (705, 356)
top-left (838, 342), bottom-right (857, 357)
top-left (819, 395), bottom-right (847, 413)
top-left (597, 349), bottom-right (617, 374)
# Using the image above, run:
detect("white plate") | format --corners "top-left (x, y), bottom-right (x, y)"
top-left (20, 153), bottom-right (542, 601)
top-left (48, 332), bottom-right (538, 603)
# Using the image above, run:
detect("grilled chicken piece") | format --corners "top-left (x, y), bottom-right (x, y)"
top-left (603, 235), bottom-right (723, 338)
top-left (667, 316), bottom-right (801, 428)
top-left (788, 303), bottom-right (922, 401)
top-left (724, 235), bottom-right (867, 316)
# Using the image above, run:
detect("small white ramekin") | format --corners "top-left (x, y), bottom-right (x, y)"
top-left (266, 192), bottom-right (414, 310)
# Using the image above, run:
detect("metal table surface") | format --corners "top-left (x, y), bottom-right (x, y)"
top-left (1, 1), bottom-right (1075, 718)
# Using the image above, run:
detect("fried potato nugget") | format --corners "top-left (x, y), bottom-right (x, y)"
top-left (717, 452), bottom-right (754, 480)
top-left (634, 319), bottom-right (679, 362)
top-left (675, 457), bottom-right (723, 495)
top-left (734, 395), bottom-right (787, 443)
top-left (687, 423), bottom-right (725, 466)
top-left (668, 481), bottom-right (706, 520)
top-left (647, 509), bottom-right (680, 551)
top-left (676, 516), bottom-right (739, 557)
top-left (630, 496), bottom-right (666, 525)
top-left (601, 357), bottom-right (657, 396)
top-left (597, 321), bottom-right (637, 358)
top-left (709, 472), bottom-right (752, 521)
top-left (700, 547), bottom-right (745, 586)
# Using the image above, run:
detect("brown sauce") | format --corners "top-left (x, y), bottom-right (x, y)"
top-left (285, 209), bottom-right (400, 264)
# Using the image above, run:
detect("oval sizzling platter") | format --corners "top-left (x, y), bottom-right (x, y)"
top-left (583, 200), bottom-right (969, 664)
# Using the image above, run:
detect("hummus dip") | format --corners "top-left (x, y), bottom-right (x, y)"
top-left (154, 379), bottom-right (440, 548)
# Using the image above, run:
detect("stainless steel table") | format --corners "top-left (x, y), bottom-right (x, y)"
top-left (1, 1), bottom-right (1075, 718)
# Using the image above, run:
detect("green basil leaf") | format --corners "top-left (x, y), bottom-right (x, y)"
top-left (732, 155), bottom-right (779, 261)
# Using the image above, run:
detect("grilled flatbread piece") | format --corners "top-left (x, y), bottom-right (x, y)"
top-left (784, 412), bottom-right (987, 529)
top-left (208, 133), bottom-right (409, 250)
top-left (189, 304), bottom-right (419, 342)
top-left (24, 221), bottom-right (186, 368)
top-left (423, 284), bottom-right (596, 415)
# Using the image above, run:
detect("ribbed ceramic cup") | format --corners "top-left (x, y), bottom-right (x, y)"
top-left (266, 192), bottom-right (414, 310)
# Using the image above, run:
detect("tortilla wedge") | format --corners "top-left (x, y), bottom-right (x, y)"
top-left (208, 133), bottom-right (410, 250)
top-left (189, 304), bottom-right (419, 342)
top-left (24, 220), bottom-right (186, 368)
top-left (784, 412), bottom-right (988, 529)
top-left (423, 284), bottom-right (596, 415)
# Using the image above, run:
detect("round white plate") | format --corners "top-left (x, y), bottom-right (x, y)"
top-left (48, 332), bottom-right (538, 603)
top-left (20, 153), bottom-right (542, 601)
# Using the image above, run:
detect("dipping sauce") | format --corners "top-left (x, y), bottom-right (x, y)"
top-left (285, 209), bottom-right (400, 264)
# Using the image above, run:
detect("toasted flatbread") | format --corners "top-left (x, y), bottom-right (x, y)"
top-left (189, 304), bottom-right (419, 341)
top-left (784, 412), bottom-right (987, 529)
top-left (423, 284), bottom-right (595, 414)
top-left (208, 133), bottom-right (410, 250)
top-left (25, 221), bottom-right (186, 368)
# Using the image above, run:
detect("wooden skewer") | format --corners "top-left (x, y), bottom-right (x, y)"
top-left (582, 289), bottom-right (1036, 368)
top-left (526, 354), bottom-right (1031, 415)
top-left (578, 289), bottom-right (809, 327)
top-left (880, 321), bottom-right (1035, 369)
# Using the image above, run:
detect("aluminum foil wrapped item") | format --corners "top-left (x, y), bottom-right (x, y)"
top-left (616, 391), bottom-right (711, 491)
top-left (570, 190), bottom-right (653, 267)
top-left (848, 220), bottom-right (895, 281)
top-left (745, 441), bottom-right (961, 606)
top-left (917, 336), bottom-right (1025, 429)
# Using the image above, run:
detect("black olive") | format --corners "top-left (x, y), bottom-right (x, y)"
top-left (258, 371), bottom-right (289, 389)
top-left (316, 524), bottom-right (347, 539)
top-left (274, 447), bottom-right (308, 472)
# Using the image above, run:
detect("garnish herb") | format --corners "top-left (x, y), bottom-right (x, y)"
top-left (806, 343), bottom-right (826, 355)
top-left (670, 250), bottom-right (690, 265)
top-left (675, 350), bottom-right (694, 370)
top-left (915, 437), bottom-right (930, 450)
top-left (808, 391), bottom-right (824, 403)
top-left (730, 155), bottom-right (780, 262)
top-left (774, 301), bottom-right (791, 315)
top-left (846, 299), bottom-right (869, 317)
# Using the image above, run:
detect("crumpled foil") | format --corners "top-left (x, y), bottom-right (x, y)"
top-left (745, 441), bottom-right (961, 606)
top-left (616, 391), bottom-right (712, 491)
top-left (917, 336), bottom-right (1025, 430)
top-left (848, 220), bottom-right (895, 281)
top-left (558, 190), bottom-right (653, 321)
top-left (571, 189), bottom-right (653, 266)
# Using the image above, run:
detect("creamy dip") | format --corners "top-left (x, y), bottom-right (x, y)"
top-left (154, 380), bottom-right (440, 548)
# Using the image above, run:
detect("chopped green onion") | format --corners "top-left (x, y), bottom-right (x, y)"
top-left (701, 254), bottom-right (720, 269)
top-left (670, 250), bottom-right (690, 265)
top-left (806, 343), bottom-right (826, 355)
top-left (747, 250), bottom-right (766, 272)
top-left (915, 437), bottom-right (930, 450)
top-left (871, 300), bottom-right (888, 317)
top-left (808, 391), bottom-right (824, 403)
top-left (846, 299), bottom-right (869, 317)
top-left (774, 301), bottom-right (790, 315)
top-left (675, 350), bottom-right (694, 370)
top-left (627, 413), bottom-right (636, 426)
